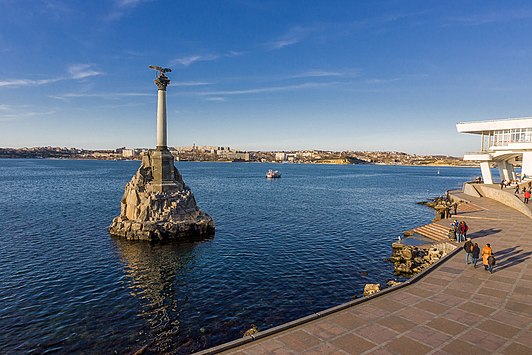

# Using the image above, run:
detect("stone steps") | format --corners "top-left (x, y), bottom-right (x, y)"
top-left (412, 223), bottom-right (450, 242)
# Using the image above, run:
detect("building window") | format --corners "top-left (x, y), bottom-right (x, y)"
top-left (492, 128), bottom-right (532, 146)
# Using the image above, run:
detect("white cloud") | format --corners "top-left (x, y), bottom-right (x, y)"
top-left (68, 64), bottom-right (103, 79)
top-left (226, 50), bottom-right (245, 57)
top-left (0, 64), bottom-right (104, 89)
top-left (289, 70), bottom-right (343, 79)
top-left (104, 0), bottom-right (151, 21)
top-left (0, 78), bottom-right (61, 88)
top-left (50, 92), bottom-right (150, 100)
top-left (116, 0), bottom-right (148, 7)
top-left (365, 78), bottom-right (400, 84)
top-left (172, 81), bottom-right (213, 87)
top-left (265, 26), bottom-right (314, 50)
top-left (206, 97), bottom-right (226, 102)
top-left (0, 104), bottom-right (56, 122)
top-left (198, 81), bottom-right (343, 96)
top-left (171, 54), bottom-right (220, 66)
top-left (447, 9), bottom-right (532, 26)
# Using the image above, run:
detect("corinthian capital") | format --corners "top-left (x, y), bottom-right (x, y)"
top-left (154, 75), bottom-right (170, 90)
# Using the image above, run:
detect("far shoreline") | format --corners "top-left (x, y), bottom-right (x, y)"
top-left (0, 156), bottom-right (480, 168)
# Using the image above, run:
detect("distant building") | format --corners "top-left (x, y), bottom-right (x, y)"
top-left (286, 153), bottom-right (297, 162)
top-left (177, 145), bottom-right (231, 153)
top-left (457, 117), bottom-right (532, 183)
top-left (215, 149), bottom-right (250, 161)
top-left (275, 152), bottom-right (286, 161)
top-left (122, 149), bottom-right (137, 158)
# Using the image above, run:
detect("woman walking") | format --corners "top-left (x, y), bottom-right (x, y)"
top-left (482, 243), bottom-right (493, 271)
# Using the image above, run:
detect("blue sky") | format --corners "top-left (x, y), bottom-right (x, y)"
top-left (1, 0), bottom-right (532, 155)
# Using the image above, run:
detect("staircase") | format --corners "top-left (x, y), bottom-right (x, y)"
top-left (412, 223), bottom-right (450, 242)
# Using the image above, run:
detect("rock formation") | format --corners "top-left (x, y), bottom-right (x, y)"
top-left (386, 280), bottom-right (401, 287)
top-left (363, 283), bottom-right (381, 296)
top-left (390, 242), bottom-right (456, 275)
top-left (243, 324), bottom-right (259, 337)
top-left (109, 151), bottom-right (215, 241)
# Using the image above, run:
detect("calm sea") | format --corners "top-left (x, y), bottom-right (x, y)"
top-left (0, 159), bottom-right (480, 354)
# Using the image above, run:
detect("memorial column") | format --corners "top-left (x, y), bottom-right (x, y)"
top-left (155, 73), bottom-right (170, 150)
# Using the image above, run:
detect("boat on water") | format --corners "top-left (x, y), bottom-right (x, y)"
top-left (266, 169), bottom-right (281, 178)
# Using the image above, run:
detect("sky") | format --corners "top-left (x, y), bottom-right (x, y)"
top-left (1, 0), bottom-right (532, 155)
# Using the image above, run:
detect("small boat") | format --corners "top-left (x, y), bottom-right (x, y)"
top-left (266, 169), bottom-right (281, 178)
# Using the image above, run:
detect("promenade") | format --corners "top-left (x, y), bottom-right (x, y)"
top-left (199, 191), bottom-right (532, 354)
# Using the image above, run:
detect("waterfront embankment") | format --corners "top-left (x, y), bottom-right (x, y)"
top-left (197, 190), bottom-right (532, 354)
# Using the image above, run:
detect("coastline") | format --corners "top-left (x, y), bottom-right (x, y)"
top-left (194, 201), bottom-right (460, 354)
top-left (0, 156), bottom-right (479, 168)
top-left (196, 189), bottom-right (532, 354)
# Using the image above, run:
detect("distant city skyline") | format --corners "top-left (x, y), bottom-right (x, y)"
top-left (2, 1), bottom-right (532, 156)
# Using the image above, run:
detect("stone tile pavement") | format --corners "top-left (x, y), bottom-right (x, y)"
top-left (197, 191), bottom-right (532, 354)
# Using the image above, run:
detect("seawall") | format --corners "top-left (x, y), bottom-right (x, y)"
top-left (195, 190), bottom-right (532, 354)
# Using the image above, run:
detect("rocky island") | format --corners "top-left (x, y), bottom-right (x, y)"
top-left (109, 66), bottom-right (214, 241)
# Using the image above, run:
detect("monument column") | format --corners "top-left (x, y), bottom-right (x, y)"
top-left (155, 74), bottom-right (170, 149)
top-left (148, 66), bottom-right (177, 192)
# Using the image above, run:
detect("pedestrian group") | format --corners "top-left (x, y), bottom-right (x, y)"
top-left (448, 220), bottom-right (469, 242)
top-left (463, 238), bottom-right (495, 273)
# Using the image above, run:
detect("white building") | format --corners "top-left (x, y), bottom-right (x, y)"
top-left (275, 152), bottom-right (287, 161)
top-left (456, 117), bottom-right (532, 184)
top-left (122, 149), bottom-right (137, 158)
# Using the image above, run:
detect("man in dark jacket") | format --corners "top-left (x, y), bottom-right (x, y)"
top-left (464, 238), bottom-right (473, 264)
top-left (472, 243), bottom-right (480, 268)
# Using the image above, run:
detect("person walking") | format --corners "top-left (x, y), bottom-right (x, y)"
top-left (482, 243), bottom-right (493, 271)
top-left (472, 243), bottom-right (480, 268)
top-left (515, 185), bottom-right (520, 195)
top-left (457, 221), bottom-right (466, 242)
top-left (487, 254), bottom-right (496, 273)
top-left (464, 238), bottom-right (473, 264)
top-left (451, 220), bottom-right (459, 241)
top-left (463, 221), bottom-right (469, 239)
top-left (524, 189), bottom-right (531, 204)
top-left (448, 227), bottom-right (456, 241)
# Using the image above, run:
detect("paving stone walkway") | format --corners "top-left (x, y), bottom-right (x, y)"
top-left (203, 192), bottom-right (532, 354)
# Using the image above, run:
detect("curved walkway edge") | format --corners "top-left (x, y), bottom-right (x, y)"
top-left (196, 191), bottom-right (532, 355)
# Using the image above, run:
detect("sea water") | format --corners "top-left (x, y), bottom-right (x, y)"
top-left (0, 159), bottom-right (480, 353)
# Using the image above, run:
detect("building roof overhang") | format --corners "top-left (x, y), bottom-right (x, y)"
top-left (456, 117), bottom-right (532, 135)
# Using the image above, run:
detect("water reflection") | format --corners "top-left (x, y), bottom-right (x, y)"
top-left (112, 238), bottom-right (201, 353)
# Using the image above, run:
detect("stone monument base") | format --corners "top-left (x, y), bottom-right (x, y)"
top-left (109, 150), bottom-right (215, 241)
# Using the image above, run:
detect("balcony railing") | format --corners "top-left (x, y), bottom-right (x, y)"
top-left (464, 151), bottom-right (491, 155)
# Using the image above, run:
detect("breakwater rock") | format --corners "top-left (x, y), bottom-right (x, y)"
top-left (109, 151), bottom-right (215, 241)
top-left (363, 283), bottom-right (381, 296)
top-left (390, 242), bottom-right (456, 276)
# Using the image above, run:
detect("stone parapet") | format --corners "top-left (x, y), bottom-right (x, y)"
top-left (474, 184), bottom-right (532, 219)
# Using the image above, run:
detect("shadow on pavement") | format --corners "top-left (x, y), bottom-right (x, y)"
top-left (470, 228), bottom-right (502, 238)
top-left (494, 247), bottom-right (532, 272)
